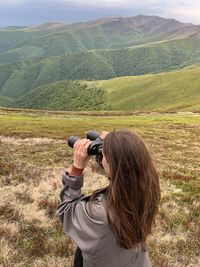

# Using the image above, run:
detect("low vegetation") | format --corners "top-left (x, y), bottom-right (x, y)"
top-left (12, 81), bottom-right (107, 111)
top-left (0, 109), bottom-right (199, 266)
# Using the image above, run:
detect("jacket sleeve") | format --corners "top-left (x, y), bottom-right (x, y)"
top-left (56, 172), bottom-right (107, 253)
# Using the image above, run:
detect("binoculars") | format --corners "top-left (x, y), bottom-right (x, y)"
top-left (68, 131), bottom-right (103, 162)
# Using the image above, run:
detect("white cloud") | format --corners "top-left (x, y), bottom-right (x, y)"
top-left (0, 0), bottom-right (200, 24)
top-left (156, 1), bottom-right (200, 24)
top-left (59, 0), bottom-right (160, 8)
top-left (0, 0), bottom-right (166, 8)
top-left (1, 0), bottom-right (199, 10)
top-left (169, 7), bottom-right (200, 24)
top-left (0, 0), bottom-right (23, 4)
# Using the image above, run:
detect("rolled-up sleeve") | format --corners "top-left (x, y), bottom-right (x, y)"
top-left (59, 172), bottom-right (84, 202)
top-left (56, 172), bottom-right (107, 253)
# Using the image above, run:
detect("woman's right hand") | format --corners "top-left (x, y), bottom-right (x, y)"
top-left (73, 138), bottom-right (91, 169)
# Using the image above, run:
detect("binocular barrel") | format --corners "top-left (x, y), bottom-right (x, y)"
top-left (68, 136), bottom-right (80, 148)
top-left (67, 131), bottom-right (102, 156)
top-left (87, 130), bottom-right (100, 140)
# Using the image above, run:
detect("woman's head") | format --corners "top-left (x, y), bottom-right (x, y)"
top-left (102, 130), bottom-right (152, 180)
top-left (102, 129), bottom-right (160, 249)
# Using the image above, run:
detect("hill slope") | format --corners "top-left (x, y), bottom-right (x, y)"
top-left (0, 95), bottom-right (13, 106)
top-left (96, 67), bottom-right (200, 111)
top-left (1, 32), bottom-right (200, 99)
top-left (10, 67), bottom-right (200, 112)
top-left (1, 15), bottom-right (200, 107)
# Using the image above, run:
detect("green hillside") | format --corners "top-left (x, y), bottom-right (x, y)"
top-left (97, 67), bottom-right (200, 111)
top-left (0, 15), bottom-right (200, 111)
top-left (0, 95), bottom-right (13, 106)
top-left (12, 80), bottom-right (107, 111)
top-left (0, 29), bottom-right (46, 55)
top-left (1, 32), bottom-right (200, 99)
top-left (10, 67), bottom-right (200, 112)
top-left (0, 52), bottom-right (115, 98)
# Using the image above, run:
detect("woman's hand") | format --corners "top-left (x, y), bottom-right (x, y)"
top-left (73, 138), bottom-right (92, 169)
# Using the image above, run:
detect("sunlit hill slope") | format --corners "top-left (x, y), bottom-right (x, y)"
top-left (10, 67), bottom-right (200, 112)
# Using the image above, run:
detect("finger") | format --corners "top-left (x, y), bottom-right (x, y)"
top-left (83, 140), bottom-right (91, 153)
top-left (74, 138), bottom-right (87, 149)
top-left (83, 139), bottom-right (91, 147)
top-left (74, 139), bottom-right (91, 153)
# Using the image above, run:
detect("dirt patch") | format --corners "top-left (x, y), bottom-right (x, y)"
top-left (0, 136), bottom-right (63, 146)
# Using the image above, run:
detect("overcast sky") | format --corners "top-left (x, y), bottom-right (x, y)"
top-left (0, 0), bottom-right (200, 26)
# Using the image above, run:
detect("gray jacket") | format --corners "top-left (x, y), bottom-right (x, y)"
top-left (56, 172), bottom-right (152, 267)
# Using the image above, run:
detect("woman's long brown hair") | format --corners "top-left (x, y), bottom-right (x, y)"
top-left (102, 130), bottom-right (160, 249)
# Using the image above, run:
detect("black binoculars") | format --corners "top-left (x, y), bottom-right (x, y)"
top-left (68, 131), bottom-right (103, 161)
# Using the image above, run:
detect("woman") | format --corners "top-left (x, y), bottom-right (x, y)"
top-left (56, 129), bottom-right (160, 267)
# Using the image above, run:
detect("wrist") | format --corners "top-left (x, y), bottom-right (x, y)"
top-left (73, 161), bottom-right (86, 170)
top-left (70, 165), bottom-right (84, 176)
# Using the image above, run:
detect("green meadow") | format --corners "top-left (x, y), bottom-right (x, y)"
top-left (94, 67), bottom-right (200, 111)
top-left (0, 109), bottom-right (200, 266)
top-left (0, 108), bottom-right (200, 138)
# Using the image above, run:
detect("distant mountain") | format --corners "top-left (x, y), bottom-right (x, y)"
top-left (10, 67), bottom-right (200, 112)
top-left (0, 15), bottom-right (200, 111)
top-left (0, 31), bottom-right (200, 99)
top-left (1, 26), bottom-right (28, 30)
top-left (0, 15), bottom-right (200, 64)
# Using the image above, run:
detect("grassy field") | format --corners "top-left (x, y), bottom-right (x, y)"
top-left (0, 109), bottom-right (200, 266)
top-left (92, 67), bottom-right (200, 111)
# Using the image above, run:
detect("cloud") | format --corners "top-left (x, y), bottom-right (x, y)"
top-left (0, 0), bottom-right (200, 25)
top-left (0, 0), bottom-right (177, 8)
top-left (1, 0), bottom-right (200, 11)
top-left (0, 0), bottom-right (154, 7)
top-left (0, 0), bottom-right (23, 4)
top-left (169, 7), bottom-right (200, 24)
top-left (156, 1), bottom-right (200, 23)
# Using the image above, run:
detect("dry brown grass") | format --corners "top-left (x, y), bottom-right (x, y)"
top-left (0, 137), bottom-right (107, 266)
top-left (0, 112), bottom-right (200, 266)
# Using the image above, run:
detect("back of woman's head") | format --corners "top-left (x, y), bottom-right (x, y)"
top-left (103, 129), bottom-right (160, 249)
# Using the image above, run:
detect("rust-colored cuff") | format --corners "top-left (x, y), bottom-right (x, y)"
top-left (70, 165), bottom-right (84, 176)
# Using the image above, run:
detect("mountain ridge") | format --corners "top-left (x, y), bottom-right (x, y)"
top-left (0, 14), bottom-right (200, 111)
top-left (1, 15), bottom-right (200, 60)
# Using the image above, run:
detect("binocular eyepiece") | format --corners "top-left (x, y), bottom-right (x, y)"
top-left (68, 130), bottom-right (103, 157)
